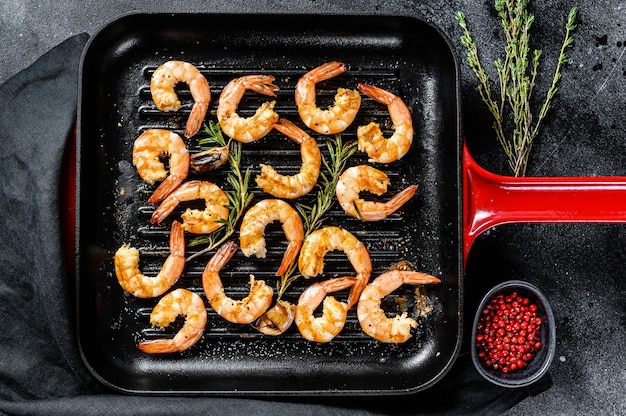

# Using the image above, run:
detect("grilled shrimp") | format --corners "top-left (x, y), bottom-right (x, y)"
top-left (336, 165), bottom-right (417, 221)
top-left (295, 61), bottom-right (361, 135)
top-left (239, 199), bottom-right (305, 276)
top-left (202, 241), bottom-right (274, 324)
top-left (295, 276), bottom-right (356, 343)
top-left (255, 118), bottom-right (321, 199)
top-left (356, 83), bottom-right (413, 163)
top-left (114, 221), bottom-right (185, 298)
top-left (151, 180), bottom-right (229, 234)
top-left (137, 288), bottom-right (207, 354)
top-left (217, 74), bottom-right (280, 143)
top-left (357, 270), bottom-right (440, 344)
top-left (150, 60), bottom-right (210, 138)
top-left (298, 226), bottom-right (372, 309)
top-left (132, 128), bottom-right (190, 203)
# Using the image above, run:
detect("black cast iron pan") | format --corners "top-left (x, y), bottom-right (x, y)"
top-left (75, 12), bottom-right (463, 395)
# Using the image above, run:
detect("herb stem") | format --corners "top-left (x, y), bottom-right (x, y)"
top-left (456, 2), bottom-right (577, 177)
top-left (186, 121), bottom-right (253, 261)
top-left (274, 135), bottom-right (357, 299)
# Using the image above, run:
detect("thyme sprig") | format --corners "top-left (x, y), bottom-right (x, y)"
top-left (186, 121), bottom-right (253, 261)
top-left (298, 135), bottom-right (358, 237)
top-left (456, 1), bottom-right (577, 177)
top-left (275, 135), bottom-right (358, 299)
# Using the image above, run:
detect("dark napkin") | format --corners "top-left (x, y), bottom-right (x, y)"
top-left (0, 33), bottom-right (550, 416)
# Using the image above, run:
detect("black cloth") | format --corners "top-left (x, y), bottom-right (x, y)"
top-left (0, 34), bottom-right (550, 415)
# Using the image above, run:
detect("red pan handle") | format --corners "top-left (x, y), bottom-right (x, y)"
top-left (463, 143), bottom-right (626, 262)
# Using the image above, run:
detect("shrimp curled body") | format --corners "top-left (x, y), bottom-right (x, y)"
top-left (151, 180), bottom-right (229, 234)
top-left (239, 199), bottom-right (305, 276)
top-left (295, 61), bottom-right (361, 135)
top-left (298, 226), bottom-right (372, 308)
top-left (132, 128), bottom-right (190, 203)
top-left (357, 270), bottom-right (440, 344)
top-left (336, 165), bottom-right (417, 221)
top-left (137, 288), bottom-right (207, 354)
top-left (150, 60), bottom-right (211, 138)
top-left (202, 241), bottom-right (274, 324)
top-left (357, 83), bottom-right (413, 163)
top-left (295, 277), bottom-right (356, 343)
top-left (217, 75), bottom-right (280, 143)
top-left (255, 119), bottom-right (321, 199)
top-left (114, 221), bottom-right (185, 298)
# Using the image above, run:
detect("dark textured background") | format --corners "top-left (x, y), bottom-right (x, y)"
top-left (1, 1), bottom-right (625, 415)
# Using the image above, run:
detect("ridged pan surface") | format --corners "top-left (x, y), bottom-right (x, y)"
top-left (76, 13), bottom-right (463, 395)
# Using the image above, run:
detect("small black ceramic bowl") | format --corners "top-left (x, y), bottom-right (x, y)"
top-left (471, 280), bottom-right (556, 388)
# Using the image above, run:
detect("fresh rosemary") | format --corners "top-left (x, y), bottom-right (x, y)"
top-left (275, 135), bottom-right (358, 299)
top-left (456, 1), bottom-right (578, 176)
top-left (186, 121), bottom-right (253, 261)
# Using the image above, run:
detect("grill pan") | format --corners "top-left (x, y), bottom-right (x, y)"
top-left (75, 13), bottom-right (463, 395)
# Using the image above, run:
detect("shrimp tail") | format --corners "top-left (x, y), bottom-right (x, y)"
top-left (156, 221), bottom-right (186, 290)
top-left (307, 61), bottom-right (347, 83)
top-left (326, 276), bottom-right (357, 292)
top-left (168, 220), bottom-right (185, 256)
top-left (148, 175), bottom-right (185, 203)
top-left (354, 183), bottom-right (418, 222)
top-left (207, 240), bottom-right (238, 272)
top-left (244, 75), bottom-right (279, 97)
top-left (137, 329), bottom-right (204, 353)
top-left (347, 273), bottom-right (370, 309)
top-left (185, 102), bottom-right (209, 138)
top-left (403, 271), bottom-right (442, 285)
top-left (357, 83), bottom-right (393, 104)
top-left (380, 184), bottom-right (418, 219)
top-left (150, 197), bottom-right (177, 224)
top-left (295, 61), bottom-right (346, 107)
top-left (298, 276), bottom-right (356, 308)
top-left (276, 240), bottom-right (302, 277)
top-left (137, 339), bottom-right (178, 354)
top-left (272, 118), bottom-right (308, 144)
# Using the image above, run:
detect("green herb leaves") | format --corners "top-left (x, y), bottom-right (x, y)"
top-left (187, 121), bottom-right (253, 261)
top-left (456, 1), bottom-right (578, 176)
top-left (276, 135), bottom-right (357, 298)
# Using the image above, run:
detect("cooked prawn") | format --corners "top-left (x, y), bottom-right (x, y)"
top-left (255, 119), bottom-right (321, 199)
top-left (295, 61), bottom-right (361, 135)
top-left (336, 165), bottom-right (417, 221)
top-left (295, 276), bottom-right (356, 343)
top-left (217, 74), bottom-right (280, 143)
top-left (114, 221), bottom-right (185, 298)
top-left (202, 241), bottom-right (274, 324)
top-left (239, 199), bottom-right (304, 276)
top-left (298, 226), bottom-right (372, 309)
top-left (151, 180), bottom-right (229, 234)
top-left (132, 128), bottom-right (190, 203)
top-left (357, 270), bottom-right (440, 344)
top-left (150, 60), bottom-right (210, 138)
top-left (137, 288), bottom-right (207, 353)
top-left (356, 83), bottom-right (413, 163)
top-left (252, 300), bottom-right (296, 336)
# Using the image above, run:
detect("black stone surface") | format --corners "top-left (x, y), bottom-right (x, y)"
top-left (1, 1), bottom-right (624, 415)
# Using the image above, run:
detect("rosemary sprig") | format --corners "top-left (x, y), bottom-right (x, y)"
top-left (186, 121), bottom-right (253, 261)
top-left (274, 135), bottom-right (358, 299)
top-left (456, 1), bottom-right (577, 177)
top-left (298, 135), bottom-right (358, 237)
